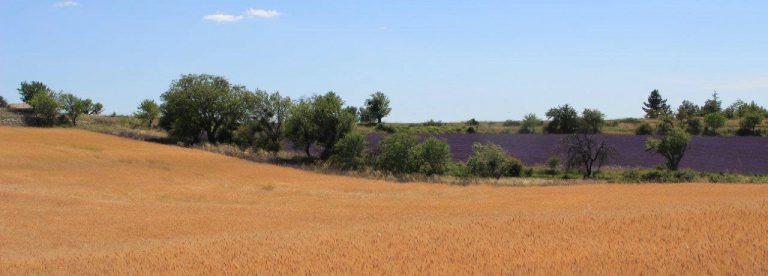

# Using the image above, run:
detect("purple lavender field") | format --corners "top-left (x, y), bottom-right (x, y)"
top-left (368, 134), bottom-right (768, 174)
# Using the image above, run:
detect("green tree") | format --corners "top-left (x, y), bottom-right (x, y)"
top-left (545, 104), bottom-right (579, 134)
top-left (701, 91), bottom-right (722, 115)
top-left (18, 81), bottom-right (51, 104)
top-left (59, 93), bottom-right (89, 126)
top-left (703, 112), bottom-right (726, 136)
top-left (88, 102), bottom-right (104, 115)
top-left (642, 89), bottom-right (670, 119)
top-left (676, 100), bottom-right (700, 124)
top-left (466, 142), bottom-right (523, 179)
top-left (134, 99), bottom-right (161, 128)
top-left (580, 108), bottom-right (605, 134)
top-left (519, 113), bottom-right (542, 134)
top-left (646, 127), bottom-right (691, 171)
top-left (284, 92), bottom-right (356, 159)
top-left (374, 133), bottom-right (418, 174)
top-left (159, 74), bottom-right (251, 144)
top-left (0, 95), bottom-right (7, 108)
top-left (363, 91), bottom-right (392, 124)
top-left (737, 112), bottom-right (764, 136)
top-left (329, 132), bottom-right (368, 170)
top-left (411, 137), bottom-right (452, 176)
top-left (244, 90), bottom-right (292, 152)
top-left (29, 91), bottom-right (60, 126)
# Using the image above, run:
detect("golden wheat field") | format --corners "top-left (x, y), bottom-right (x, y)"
top-left (1, 127), bottom-right (767, 274)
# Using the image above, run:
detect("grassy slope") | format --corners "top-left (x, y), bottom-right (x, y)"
top-left (1, 127), bottom-right (767, 274)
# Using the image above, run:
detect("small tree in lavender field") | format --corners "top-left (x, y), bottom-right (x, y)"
top-left (560, 131), bottom-right (616, 178)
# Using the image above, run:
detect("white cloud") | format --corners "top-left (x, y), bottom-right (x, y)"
top-left (245, 8), bottom-right (280, 18)
top-left (52, 1), bottom-right (79, 8)
top-left (203, 13), bottom-right (244, 23)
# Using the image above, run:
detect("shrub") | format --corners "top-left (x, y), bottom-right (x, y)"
top-left (581, 108), bottom-right (605, 133)
top-left (411, 137), bottom-right (452, 176)
top-left (503, 120), bottom-right (519, 127)
top-left (134, 99), bottom-right (161, 128)
top-left (546, 156), bottom-right (561, 175)
top-left (466, 126), bottom-right (476, 134)
top-left (635, 123), bottom-right (653, 135)
top-left (646, 127), bottom-right (690, 171)
top-left (519, 113), bottom-right (542, 134)
top-left (703, 112), bottom-right (726, 136)
top-left (466, 142), bottom-right (523, 179)
top-left (375, 123), bottom-right (396, 133)
top-left (375, 133), bottom-right (418, 174)
top-left (736, 112), bottom-right (764, 136)
top-left (685, 118), bottom-right (702, 135)
top-left (29, 91), bottom-right (60, 126)
top-left (330, 132), bottom-right (368, 170)
top-left (422, 119), bottom-right (445, 127)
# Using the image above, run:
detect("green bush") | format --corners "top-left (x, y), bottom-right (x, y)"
top-left (375, 133), bottom-right (418, 174)
top-left (635, 123), bottom-right (653, 135)
top-left (546, 156), bottom-right (561, 175)
top-left (736, 112), bottom-right (764, 136)
top-left (330, 132), bottom-right (368, 170)
top-left (466, 142), bottom-right (523, 178)
top-left (621, 169), bottom-right (698, 183)
top-left (685, 118), bottom-right (702, 135)
top-left (703, 112), bottom-right (726, 136)
top-left (29, 91), bottom-right (60, 126)
top-left (411, 137), bottom-right (452, 176)
top-left (646, 127), bottom-right (691, 171)
top-left (375, 123), bottom-right (396, 133)
top-left (466, 126), bottom-right (476, 134)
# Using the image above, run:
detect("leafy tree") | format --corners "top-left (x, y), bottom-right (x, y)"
top-left (411, 137), bottom-right (452, 176)
top-left (545, 104), bottom-right (579, 134)
top-left (686, 118), bottom-right (702, 135)
top-left (466, 118), bottom-right (480, 126)
top-left (703, 112), bottom-right (726, 136)
top-left (0, 95), bottom-right (7, 108)
top-left (655, 114), bottom-right (675, 135)
top-left (374, 133), bottom-right (418, 174)
top-left (244, 90), bottom-right (292, 152)
top-left (284, 92), bottom-right (356, 159)
top-left (642, 89), bottom-right (670, 119)
top-left (676, 100), bottom-right (700, 124)
top-left (18, 81), bottom-right (51, 104)
top-left (580, 108), bottom-right (605, 134)
top-left (519, 113), bottom-right (542, 134)
top-left (134, 99), bottom-right (161, 128)
top-left (466, 142), bottom-right (523, 179)
top-left (89, 102), bottom-right (104, 115)
top-left (701, 91), bottom-right (722, 115)
top-left (646, 127), bottom-right (690, 171)
top-left (29, 91), bottom-right (60, 126)
top-left (159, 74), bottom-right (251, 144)
top-left (737, 112), bottom-right (764, 136)
top-left (560, 132), bottom-right (615, 178)
top-left (363, 91), bottom-right (391, 124)
top-left (330, 132), bottom-right (368, 170)
top-left (59, 93), bottom-right (90, 126)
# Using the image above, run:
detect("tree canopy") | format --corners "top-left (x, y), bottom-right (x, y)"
top-left (642, 89), bottom-right (670, 119)
top-left (363, 92), bottom-right (392, 124)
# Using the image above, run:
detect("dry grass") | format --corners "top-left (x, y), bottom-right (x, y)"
top-left (1, 127), bottom-right (767, 274)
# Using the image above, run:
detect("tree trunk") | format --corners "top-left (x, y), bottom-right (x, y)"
top-left (304, 145), bottom-right (312, 158)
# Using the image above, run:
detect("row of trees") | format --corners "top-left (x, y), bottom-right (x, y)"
top-left (135, 74), bottom-right (392, 159)
top-left (643, 90), bottom-right (766, 136)
top-left (16, 81), bottom-right (103, 126)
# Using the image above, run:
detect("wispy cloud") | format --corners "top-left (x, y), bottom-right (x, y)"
top-left (52, 1), bottom-right (79, 8)
top-left (245, 8), bottom-right (280, 18)
top-left (204, 8), bottom-right (280, 23)
top-left (203, 13), bottom-right (244, 23)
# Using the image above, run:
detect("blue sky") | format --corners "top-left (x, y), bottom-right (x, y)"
top-left (1, 1), bottom-right (767, 122)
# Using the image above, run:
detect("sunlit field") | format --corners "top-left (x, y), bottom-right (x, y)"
top-left (1, 127), bottom-right (767, 274)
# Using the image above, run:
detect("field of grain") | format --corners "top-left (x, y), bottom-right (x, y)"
top-left (1, 127), bottom-right (767, 274)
